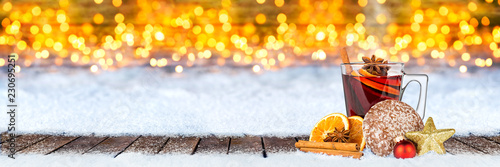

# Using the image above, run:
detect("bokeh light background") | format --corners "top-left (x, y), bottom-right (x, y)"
top-left (1, 0), bottom-right (499, 73)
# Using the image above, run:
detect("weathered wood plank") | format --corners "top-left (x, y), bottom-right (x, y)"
top-left (158, 136), bottom-right (200, 154)
top-left (195, 136), bottom-right (229, 154)
top-left (1, 132), bottom-right (20, 144)
top-left (85, 136), bottom-right (139, 157)
top-left (228, 136), bottom-right (262, 154)
top-left (263, 137), bottom-right (297, 154)
top-left (444, 138), bottom-right (484, 155)
top-left (487, 136), bottom-right (500, 144)
top-left (18, 136), bottom-right (79, 154)
top-left (123, 136), bottom-right (169, 154)
top-left (53, 136), bottom-right (107, 154)
top-left (455, 136), bottom-right (500, 154)
top-left (1, 134), bottom-right (49, 154)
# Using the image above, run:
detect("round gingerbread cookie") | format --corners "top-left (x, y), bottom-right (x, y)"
top-left (363, 100), bottom-right (424, 157)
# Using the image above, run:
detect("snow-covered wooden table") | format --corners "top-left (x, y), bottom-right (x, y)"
top-left (2, 133), bottom-right (500, 158)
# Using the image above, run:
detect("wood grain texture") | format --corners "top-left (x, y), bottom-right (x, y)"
top-left (123, 136), bottom-right (169, 154)
top-left (263, 137), bottom-right (297, 153)
top-left (54, 136), bottom-right (107, 154)
top-left (228, 136), bottom-right (262, 154)
top-left (18, 136), bottom-right (78, 154)
top-left (455, 136), bottom-right (500, 154)
top-left (158, 137), bottom-right (200, 154)
top-left (1, 134), bottom-right (49, 154)
top-left (444, 138), bottom-right (484, 155)
top-left (85, 136), bottom-right (139, 157)
top-left (195, 136), bottom-right (229, 154)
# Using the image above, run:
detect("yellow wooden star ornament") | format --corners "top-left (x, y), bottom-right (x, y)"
top-left (405, 117), bottom-right (455, 155)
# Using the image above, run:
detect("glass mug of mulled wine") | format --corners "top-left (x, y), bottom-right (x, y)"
top-left (341, 61), bottom-right (428, 118)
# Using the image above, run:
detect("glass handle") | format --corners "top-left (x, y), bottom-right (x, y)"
top-left (400, 74), bottom-right (428, 119)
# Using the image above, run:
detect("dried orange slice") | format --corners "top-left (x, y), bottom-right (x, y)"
top-left (309, 113), bottom-right (350, 142)
top-left (348, 116), bottom-right (366, 151)
top-left (358, 68), bottom-right (376, 77)
top-left (350, 70), bottom-right (361, 76)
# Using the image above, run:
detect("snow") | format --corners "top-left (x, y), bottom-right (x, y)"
top-left (0, 66), bottom-right (499, 136)
top-left (2, 151), bottom-right (500, 167)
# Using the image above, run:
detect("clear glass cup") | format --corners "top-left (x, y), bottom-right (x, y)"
top-left (340, 62), bottom-right (428, 119)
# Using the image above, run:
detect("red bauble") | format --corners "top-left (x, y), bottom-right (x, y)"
top-left (393, 139), bottom-right (416, 159)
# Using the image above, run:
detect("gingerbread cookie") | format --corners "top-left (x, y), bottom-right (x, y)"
top-left (363, 100), bottom-right (424, 157)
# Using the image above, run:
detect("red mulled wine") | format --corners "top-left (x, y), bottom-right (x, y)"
top-left (342, 74), bottom-right (402, 118)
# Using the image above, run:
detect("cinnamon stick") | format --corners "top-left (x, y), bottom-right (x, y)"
top-left (295, 140), bottom-right (359, 152)
top-left (300, 148), bottom-right (363, 159)
top-left (340, 47), bottom-right (353, 73)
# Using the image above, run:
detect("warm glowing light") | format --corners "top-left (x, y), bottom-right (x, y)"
top-left (115, 13), bottom-right (124, 23)
top-left (356, 13), bottom-right (365, 23)
top-left (275, 0), bottom-right (284, 7)
top-left (60, 23), bottom-right (69, 32)
top-left (439, 6), bottom-right (448, 16)
top-left (376, 14), bottom-right (387, 24)
top-left (155, 32), bottom-right (165, 41)
top-left (481, 16), bottom-right (490, 26)
top-left (30, 25), bottom-right (39, 34)
top-left (256, 0), bottom-right (266, 4)
top-left (32, 6), bottom-right (41, 16)
top-left (94, 13), bottom-right (104, 24)
top-left (417, 42), bottom-right (427, 51)
top-left (205, 24), bottom-right (214, 33)
top-left (414, 13), bottom-right (423, 23)
top-left (252, 65), bottom-right (261, 73)
top-left (316, 32), bottom-right (325, 41)
top-left (57, 13), bottom-right (66, 23)
top-left (428, 24), bottom-right (437, 33)
top-left (175, 65), bottom-right (183, 73)
top-left (358, 0), bottom-right (367, 7)
top-left (277, 13), bottom-right (287, 23)
top-left (441, 25), bottom-right (450, 34)
top-left (461, 53), bottom-right (471, 61)
top-left (90, 65), bottom-right (98, 72)
top-left (194, 6), bottom-right (204, 16)
top-left (112, 0), bottom-right (122, 7)
top-left (3, 2), bottom-right (12, 11)
top-left (377, 0), bottom-right (386, 4)
top-left (17, 41), bottom-right (27, 50)
top-left (459, 65), bottom-right (467, 73)
top-left (468, 2), bottom-right (477, 12)
top-left (453, 41), bottom-right (463, 50)
top-left (94, 0), bottom-right (103, 4)
top-left (411, 23), bottom-right (420, 32)
top-left (485, 58), bottom-right (493, 67)
top-left (43, 24), bottom-right (52, 34)
top-left (256, 13), bottom-right (266, 24)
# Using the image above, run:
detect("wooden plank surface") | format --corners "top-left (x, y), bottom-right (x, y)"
top-left (1, 132), bottom-right (19, 144)
top-left (85, 136), bottom-right (139, 157)
top-left (228, 136), bottom-right (262, 154)
top-left (444, 138), bottom-right (484, 155)
top-left (455, 136), bottom-right (500, 154)
top-left (159, 136), bottom-right (200, 154)
top-left (18, 136), bottom-right (79, 154)
top-left (54, 136), bottom-right (107, 154)
top-left (195, 136), bottom-right (229, 154)
top-left (263, 137), bottom-right (297, 154)
top-left (487, 136), bottom-right (500, 144)
top-left (1, 134), bottom-right (49, 154)
top-left (123, 136), bottom-right (169, 154)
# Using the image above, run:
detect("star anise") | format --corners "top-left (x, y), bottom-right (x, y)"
top-left (361, 55), bottom-right (391, 76)
top-left (323, 127), bottom-right (350, 143)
